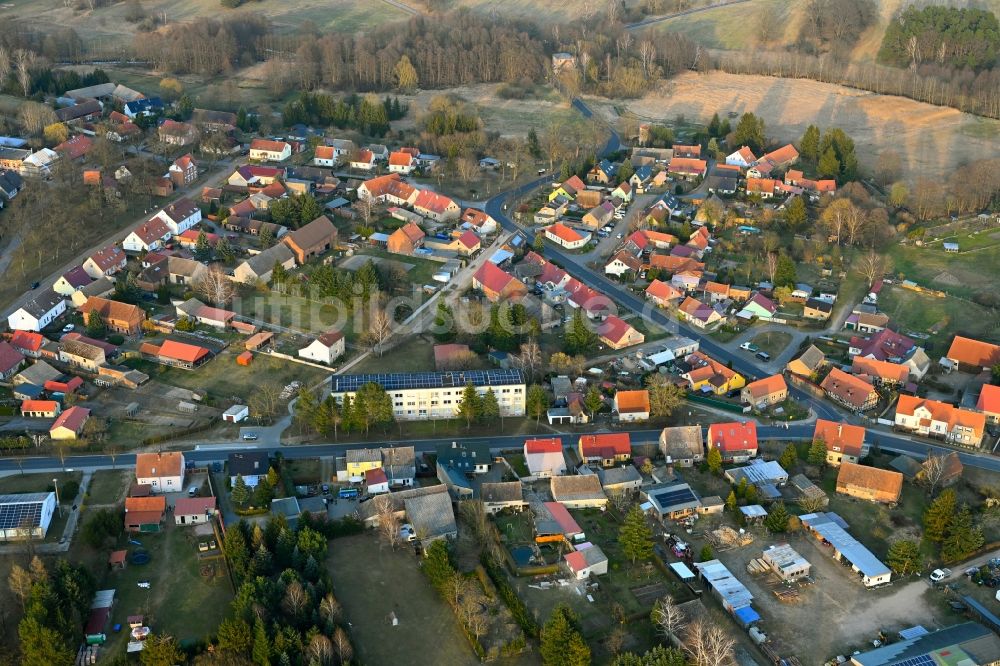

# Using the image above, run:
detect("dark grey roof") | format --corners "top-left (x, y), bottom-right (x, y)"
top-left (436, 441), bottom-right (491, 473)
top-left (243, 243), bottom-right (294, 276)
top-left (0, 169), bottom-right (23, 196)
top-left (851, 621), bottom-right (1000, 666)
top-left (481, 482), bottom-right (523, 503)
top-left (332, 369), bottom-right (524, 393)
top-left (19, 289), bottom-right (64, 318)
top-left (229, 451), bottom-right (270, 476)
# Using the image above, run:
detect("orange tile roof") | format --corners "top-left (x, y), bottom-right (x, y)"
top-left (836, 462), bottom-right (902, 501)
top-left (744, 374), bottom-right (787, 401)
top-left (158, 340), bottom-right (210, 364)
top-left (851, 356), bottom-right (909, 384)
top-left (461, 208), bottom-right (492, 227)
top-left (813, 419), bottom-right (865, 457)
top-left (646, 279), bottom-right (682, 302)
top-left (125, 496), bottom-right (167, 512)
top-left (668, 157), bottom-right (707, 174)
top-left (642, 230), bottom-right (678, 246)
top-left (135, 452), bottom-right (184, 479)
top-left (546, 223), bottom-right (585, 243)
top-left (596, 315), bottom-right (637, 345)
top-left (732, 146), bottom-right (757, 162)
top-left (353, 149), bottom-right (374, 163)
top-left (821, 368), bottom-right (876, 410)
top-left (977, 384), bottom-right (1000, 414)
top-left (760, 143), bottom-right (799, 165)
top-left (82, 296), bottom-right (145, 327)
top-left (704, 281), bottom-right (729, 295)
top-left (21, 400), bottom-right (59, 413)
top-left (615, 390), bottom-right (650, 414)
top-left (413, 189), bottom-right (456, 215)
top-left (747, 178), bottom-right (777, 194)
top-left (457, 230), bottom-right (480, 249)
top-left (474, 262), bottom-right (520, 296)
top-left (946, 336), bottom-right (1000, 368)
top-left (896, 394), bottom-right (985, 440)
top-left (314, 145), bottom-right (334, 160)
top-left (388, 151), bottom-right (413, 167)
top-left (250, 138), bottom-right (289, 153)
top-left (649, 254), bottom-right (703, 273)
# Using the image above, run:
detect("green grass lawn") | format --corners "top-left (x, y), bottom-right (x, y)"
top-left (750, 331), bottom-right (793, 356)
top-left (878, 285), bottom-right (999, 351)
top-left (494, 510), bottom-right (534, 545)
top-left (86, 470), bottom-right (131, 506)
top-left (284, 459), bottom-right (320, 485)
top-left (234, 290), bottom-right (357, 337)
top-left (0, 471), bottom-right (81, 495)
top-left (351, 334), bottom-right (437, 373)
top-left (504, 453), bottom-right (529, 478)
top-left (888, 238), bottom-right (1000, 300)
top-left (353, 247), bottom-right (447, 287)
top-left (102, 526), bottom-right (233, 654)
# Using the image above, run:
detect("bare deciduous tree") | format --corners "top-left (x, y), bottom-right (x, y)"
top-left (8, 564), bottom-right (32, 610)
top-left (765, 252), bottom-right (778, 285)
top-left (14, 50), bottom-right (34, 97)
top-left (195, 266), bottom-right (236, 305)
top-left (17, 101), bottom-right (57, 136)
top-left (685, 619), bottom-right (736, 666)
top-left (607, 488), bottom-right (631, 514)
top-left (797, 493), bottom-right (829, 513)
top-left (282, 580), bottom-right (309, 617)
top-left (307, 634), bottom-right (334, 665)
top-left (856, 250), bottom-right (883, 287)
top-left (319, 593), bottom-right (343, 627)
top-left (456, 155), bottom-right (478, 184)
top-left (920, 452), bottom-right (951, 497)
top-left (374, 494), bottom-right (403, 549)
top-left (366, 298), bottom-right (394, 357)
top-left (515, 338), bottom-right (543, 382)
top-left (651, 595), bottom-right (686, 645)
top-left (332, 626), bottom-right (353, 665)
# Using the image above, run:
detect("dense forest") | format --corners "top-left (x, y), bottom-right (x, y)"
top-left (879, 6), bottom-right (1000, 71)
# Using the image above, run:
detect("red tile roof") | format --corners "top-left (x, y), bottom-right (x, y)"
top-left (580, 433), bottom-right (631, 458)
top-left (473, 262), bottom-right (518, 295)
top-left (10, 330), bottom-right (43, 352)
top-left (89, 245), bottom-right (126, 271)
top-left (50, 406), bottom-right (90, 433)
top-left (668, 157), bottom-right (707, 175)
top-left (314, 145), bottom-right (334, 160)
top-left (813, 419), bottom-right (865, 457)
top-left (563, 175), bottom-right (586, 193)
top-left (615, 390), bottom-right (650, 414)
top-left (525, 438), bottom-right (562, 454)
top-left (744, 374), bottom-right (787, 401)
top-left (821, 368), bottom-right (876, 410)
top-left (707, 421), bottom-right (757, 453)
top-left (413, 190), bottom-right (456, 215)
top-left (646, 279), bottom-right (682, 303)
top-left (131, 217), bottom-right (171, 245)
top-left (457, 230), bottom-right (480, 250)
top-left (125, 496), bottom-right (167, 513)
top-left (365, 467), bottom-right (388, 485)
top-left (352, 149), bottom-right (374, 164)
top-left (596, 315), bottom-right (636, 345)
top-left (55, 135), bottom-right (93, 160)
top-left (317, 330), bottom-right (344, 347)
top-left (174, 496), bottom-right (216, 515)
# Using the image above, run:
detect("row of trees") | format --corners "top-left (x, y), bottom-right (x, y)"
top-left (295, 381), bottom-right (395, 438)
top-left (281, 92), bottom-right (407, 137)
top-left (879, 6), bottom-right (1000, 71)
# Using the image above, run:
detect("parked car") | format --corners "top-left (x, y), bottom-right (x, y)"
top-left (739, 342), bottom-right (759, 352)
top-left (30, 281), bottom-right (39, 289)
top-left (62, 324), bottom-right (75, 333)
top-left (930, 568), bottom-right (952, 583)
top-left (242, 432), bottom-right (259, 441)
top-left (755, 351), bottom-right (771, 361)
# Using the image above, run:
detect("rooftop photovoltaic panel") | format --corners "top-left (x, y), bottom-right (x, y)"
top-left (331, 369), bottom-right (525, 393)
top-left (895, 657), bottom-right (933, 666)
top-left (0, 494), bottom-right (49, 530)
top-left (652, 487), bottom-right (696, 507)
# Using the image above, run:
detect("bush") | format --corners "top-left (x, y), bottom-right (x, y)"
top-left (481, 555), bottom-right (539, 638)
top-left (107, 334), bottom-right (125, 345)
top-left (57, 480), bottom-right (80, 502)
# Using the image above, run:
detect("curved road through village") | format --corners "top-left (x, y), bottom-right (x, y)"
top-left (2, 100), bottom-right (999, 476)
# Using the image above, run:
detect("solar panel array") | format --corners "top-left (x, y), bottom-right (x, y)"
top-left (651, 485), bottom-right (696, 508)
top-left (332, 369), bottom-right (525, 393)
top-left (894, 656), bottom-right (933, 666)
top-left (0, 494), bottom-right (50, 530)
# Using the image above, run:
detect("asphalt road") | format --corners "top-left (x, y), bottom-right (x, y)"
top-left (4, 424), bottom-right (999, 475)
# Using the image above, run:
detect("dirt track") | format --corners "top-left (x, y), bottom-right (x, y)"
top-left (586, 70), bottom-right (1000, 180)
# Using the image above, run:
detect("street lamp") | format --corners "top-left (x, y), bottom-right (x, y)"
top-left (52, 478), bottom-right (63, 518)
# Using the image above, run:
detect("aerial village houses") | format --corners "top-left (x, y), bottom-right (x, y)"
top-left (8, 290), bottom-right (66, 332)
top-left (579, 433), bottom-right (631, 467)
top-left (298, 331), bottom-right (345, 365)
top-left (524, 438), bottom-right (567, 478)
top-left (249, 138), bottom-right (292, 162)
top-left (836, 462), bottom-right (903, 504)
top-left (943, 335), bottom-right (1000, 373)
top-left (387, 222), bottom-right (425, 256)
top-left (123, 217), bottom-right (171, 254)
top-left (659, 425), bottom-right (705, 467)
top-left (413, 190), bottom-right (460, 222)
top-left (545, 223), bottom-right (590, 250)
top-left (135, 452), bottom-right (185, 493)
top-left (614, 390), bottom-right (650, 422)
top-left (473, 262), bottom-right (526, 302)
top-left (977, 384), bottom-right (1000, 425)
top-left (282, 215), bottom-right (337, 264)
top-left (814, 419), bottom-right (866, 466)
top-left (707, 421), bottom-right (758, 463)
top-left (83, 245), bottom-right (127, 278)
top-left (740, 374), bottom-right (788, 409)
top-left (821, 368), bottom-right (879, 413)
top-left (80, 297), bottom-right (146, 335)
top-left (596, 316), bottom-right (645, 350)
top-left (894, 395), bottom-right (985, 447)
top-left (49, 406), bottom-right (90, 440)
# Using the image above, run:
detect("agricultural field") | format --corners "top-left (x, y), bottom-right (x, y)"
top-left (878, 286), bottom-right (999, 352)
top-left (584, 70), bottom-right (1000, 180)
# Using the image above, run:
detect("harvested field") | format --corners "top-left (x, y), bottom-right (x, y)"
top-left (585, 70), bottom-right (1000, 180)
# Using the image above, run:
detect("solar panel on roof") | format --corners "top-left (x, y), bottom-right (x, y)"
top-left (895, 656), bottom-right (933, 666)
top-left (332, 369), bottom-right (525, 393)
top-left (0, 501), bottom-right (44, 530)
top-left (652, 487), bottom-right (696, 507)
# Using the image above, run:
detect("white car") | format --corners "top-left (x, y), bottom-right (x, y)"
top-left (616, 232), bottom-right (624, 239)
top-left (930, 568), bottom-right (951, 582)
top-left (400, 524), bottom-right (416, 542)
top-left (62, 324), bottom-right (74, 333)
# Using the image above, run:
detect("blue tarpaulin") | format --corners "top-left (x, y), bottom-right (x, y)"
top-left (733, 605), bottom-right (760, 627)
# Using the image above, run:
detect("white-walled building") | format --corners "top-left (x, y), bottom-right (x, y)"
top-left (7, 289), bottom-right (65, 332)
top-left (330, 370), bottom-right (526, 421)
